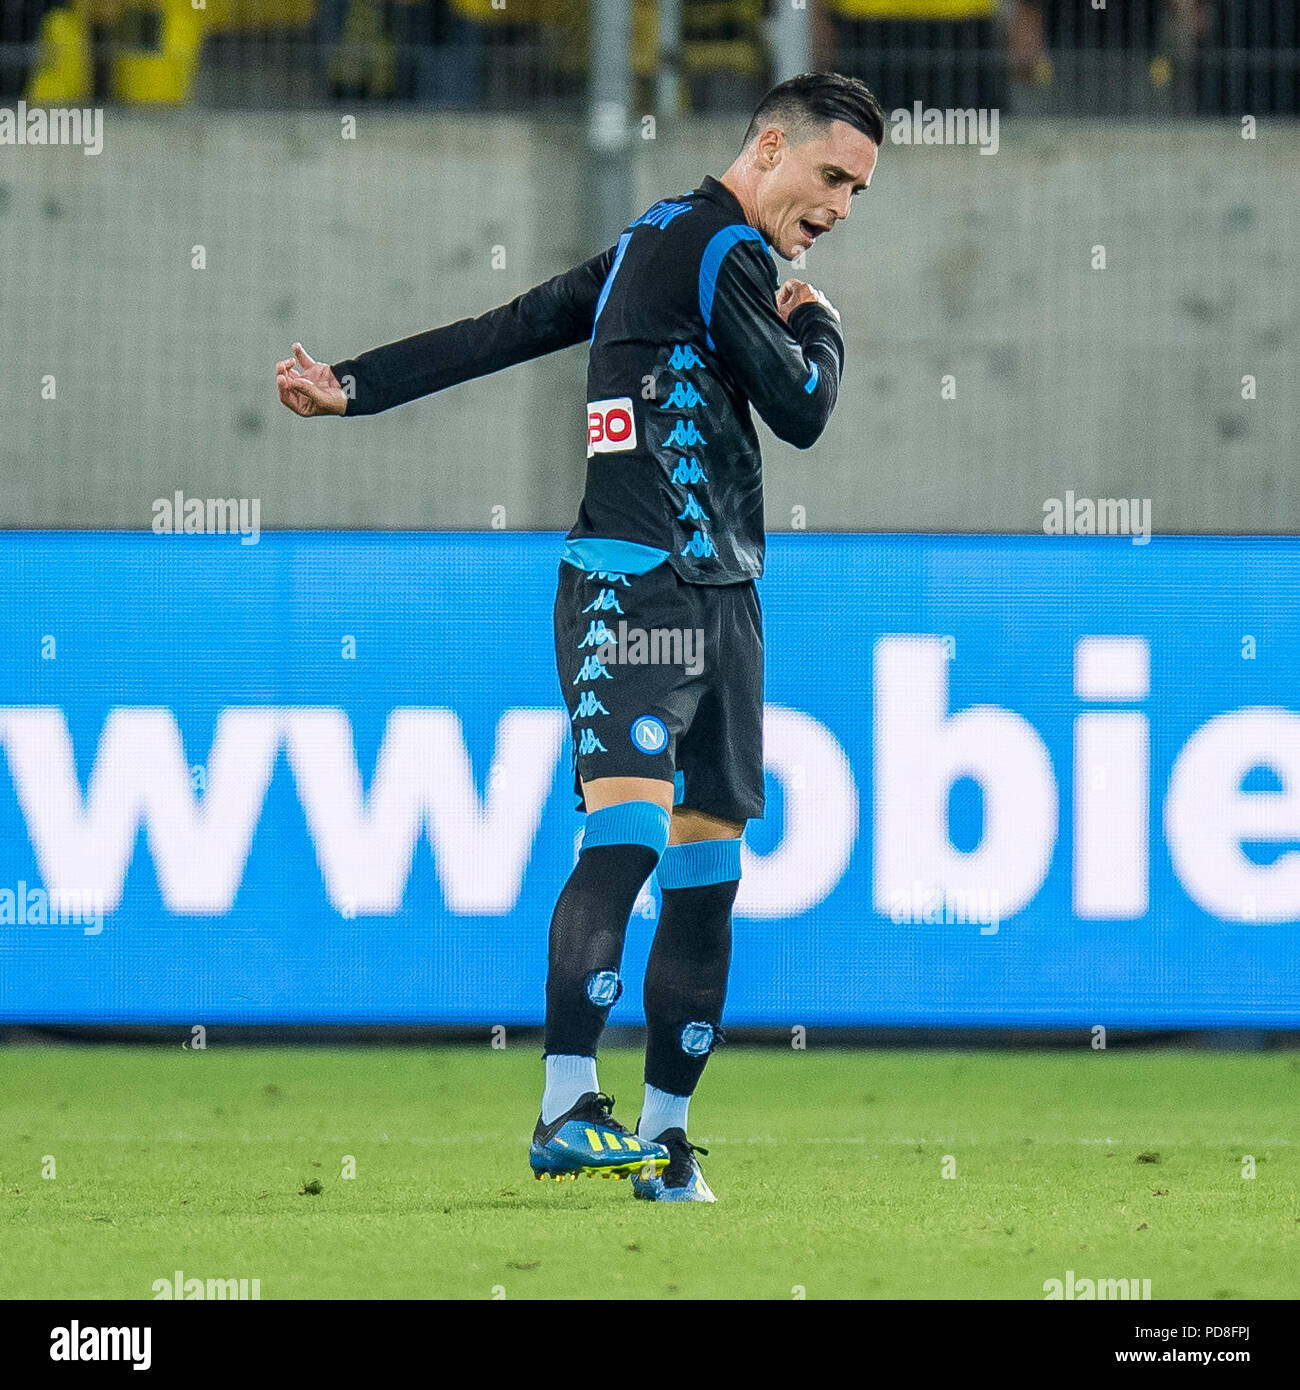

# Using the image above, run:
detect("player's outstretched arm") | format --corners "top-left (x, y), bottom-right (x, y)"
top-left (320, 246), bottom-right (617, 418)
top-left (708, 241), bottom-right (844, 449)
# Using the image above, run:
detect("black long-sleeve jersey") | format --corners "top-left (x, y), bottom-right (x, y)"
top-left (331, 175), bottom-right (845, 584)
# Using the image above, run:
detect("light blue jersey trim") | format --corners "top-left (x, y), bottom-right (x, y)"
top-left (590, 231), bottom-right (632, 342)
top-left (657, 838), bottom-right (742, 889)
top-left (562, 537), bottom-right (670, 575)
top-left (698, 224), bottom-right (768, 351)
top-left (804, 361), bottom-right (820, 394)
top-left (582, 801), bottom-right (672, 857)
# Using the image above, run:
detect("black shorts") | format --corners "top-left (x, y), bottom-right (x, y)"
top-left (554, 559), bottom-right (765, 824)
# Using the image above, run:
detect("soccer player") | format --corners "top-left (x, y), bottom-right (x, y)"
top-left (277, 71), bottom-right (882, 1202)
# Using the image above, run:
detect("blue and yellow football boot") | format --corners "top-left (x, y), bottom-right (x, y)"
top-left (530, 1092), bottom-right (669, 1182)
top-left (630, 1128), bottom-right (716, 1202)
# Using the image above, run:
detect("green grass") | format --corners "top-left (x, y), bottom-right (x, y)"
top-left (1, 1045), bottom-right (1296, 1300)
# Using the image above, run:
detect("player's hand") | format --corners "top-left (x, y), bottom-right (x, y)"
top-left (276, 343), bottom-right (347, 417)
top-left (776, 279), bottom-right (840, 325)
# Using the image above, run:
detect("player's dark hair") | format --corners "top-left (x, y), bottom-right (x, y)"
top-left (742, 71), bottom-right (885, 151)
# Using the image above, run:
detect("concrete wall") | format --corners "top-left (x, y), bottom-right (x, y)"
top-left (1, 112), bottom-right (1296, 533)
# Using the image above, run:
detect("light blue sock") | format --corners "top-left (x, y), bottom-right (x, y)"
top-left (541, 1054), bottom-right (599, 1124)
top-left (639, 1083), bottom-right (690, 1141)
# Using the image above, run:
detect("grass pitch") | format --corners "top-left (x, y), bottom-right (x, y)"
top-left (1, 1044), bottom-right (1295, 1300)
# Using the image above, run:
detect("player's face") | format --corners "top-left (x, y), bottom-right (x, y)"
top-left (759, 120), bottom-right (878, 260)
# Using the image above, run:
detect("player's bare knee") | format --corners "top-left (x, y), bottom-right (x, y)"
top-left (669, 806), bottom-right (744, 845)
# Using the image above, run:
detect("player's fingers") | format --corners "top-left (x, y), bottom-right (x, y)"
top-left (292, 378), bottom-right (329, 414)
top-left (292, 342), bottom-right (317, 368)
top-left (279, 363), bottom-right (336, 416)
top-left (278, 374), bottom-right (315, 414)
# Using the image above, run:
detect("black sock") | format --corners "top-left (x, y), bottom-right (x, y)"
top-left (543, 843), bottom-right (659, 1057)
top-left (644, 878), bottom-right (737, 1096)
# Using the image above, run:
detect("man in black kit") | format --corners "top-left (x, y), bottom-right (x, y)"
top-left (278, 71), bottom-right (882, 1202)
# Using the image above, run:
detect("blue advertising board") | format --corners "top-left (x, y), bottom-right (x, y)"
top-left (0, 531), bottom-right (1296, 1026)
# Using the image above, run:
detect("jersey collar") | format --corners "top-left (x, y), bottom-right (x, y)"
top-left (698, 175), bottom-right (756, 231)
top-left (698, 176), bottom-right (775, 253)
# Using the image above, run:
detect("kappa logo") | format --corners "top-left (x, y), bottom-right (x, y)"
top-left (680, 530), bottom-right (716, 560)
top-left (671, 457), bottom-right (709, 485)
top-left (573, 656), bottom-right (613, 684)
top-left (582, 588), bottom-right (625, 615)
top-left (578, 728), bottom-right (608, 755)
top-left (574, 692), bottom-right (610, 719)
top-left (668, 344), bottom-right (704, 370)
top-left (578, 619), bottom-right (617, 649)
top-left (587, 398), bottom-right (637, 457)
top-left (660, 381), bottom-right (705, 410)
top-left (664, 419), bottom-right (706, 449)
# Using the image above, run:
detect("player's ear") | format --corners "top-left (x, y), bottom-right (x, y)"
top-left (757, 126), bottom-right (783, 169)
